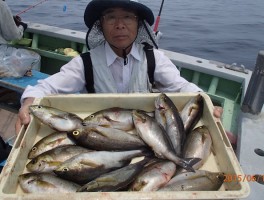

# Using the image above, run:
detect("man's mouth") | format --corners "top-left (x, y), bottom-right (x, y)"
top-left (114, 35), bottom-right (128, 39)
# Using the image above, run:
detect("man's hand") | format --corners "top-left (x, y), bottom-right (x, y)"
top-left (213, 106), bottom-right (237, 149)
top-left (213, 106), bottom-right (223, 119)
top-left (13, 15), bottom-right (28, 30)
top-left (15, 97), bottom-right (35, 135)
top-left (13, 15), bottom-right (21, 26)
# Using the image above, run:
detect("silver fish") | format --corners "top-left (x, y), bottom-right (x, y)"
top-left (180, 94), bottom-right (204, 135)
top-left (54, 149), bottom-right (148, 184)
top-left (132, 110), bottom-right (201, 172)
top-left (26, 145), bottom-right (92, 173)
top-left (159, 170), bottom-right (225, 191)
top-left (28, 132), bottom-right (76, 159)
top-left (82, 107), bottom-right (154, 131)
top-left (77, 158), bottom-right (149, 192)
top-left (130, 159), bottom-right (177, 191)
top-left (29, 105), bottom-right (83, 132)
top-left (179, 125), bottom-right (212, 173)
top-left (82, 107), bottom-right (135, 131)
top-left (155, 93), bottom-right (185, 156)
top-left (18, 173), bottom-right (80, 193)
top-left (67, 125), bottom-right (146, 151)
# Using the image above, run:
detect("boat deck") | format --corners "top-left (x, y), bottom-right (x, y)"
top-left (238, 109), bottom-right (264, 200)
top-left (0, 87), bottom-right (19, 143)
top-left (0, 70), bottom-right (49, 94)
top-left (0, 70), bottom-right (49, 143)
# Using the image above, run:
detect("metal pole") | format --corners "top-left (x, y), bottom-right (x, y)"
top-left (242, 50), bottom-right (264, 114)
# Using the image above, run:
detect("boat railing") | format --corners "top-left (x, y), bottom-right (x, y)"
top-left (8, 22), bottom-right (254, 136)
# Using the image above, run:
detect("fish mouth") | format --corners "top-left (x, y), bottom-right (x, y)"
top-left (154, 102), bottom-right (165, 110)
top-left (217, 173), bottom-right (226, 182)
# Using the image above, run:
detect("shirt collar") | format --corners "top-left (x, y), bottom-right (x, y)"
top-left (105, 42), bottom-right (141, 67)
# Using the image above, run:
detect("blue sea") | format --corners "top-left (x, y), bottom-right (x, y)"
top-left (8, 0), bottom-right (264, 70)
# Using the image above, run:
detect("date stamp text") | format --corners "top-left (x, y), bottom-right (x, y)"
top-left (224, 174), bottom-right (264, 182)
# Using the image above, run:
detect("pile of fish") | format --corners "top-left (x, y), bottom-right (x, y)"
top-left (18, 93), bottom-right (225, 193)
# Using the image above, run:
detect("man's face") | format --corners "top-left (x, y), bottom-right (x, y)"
top-left (101, 8), bottom-right (138, 50)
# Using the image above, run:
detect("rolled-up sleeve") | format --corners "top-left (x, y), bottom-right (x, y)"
top-left (154, 49), bottom-right (202, 93)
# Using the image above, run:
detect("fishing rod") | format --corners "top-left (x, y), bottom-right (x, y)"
top-left (16, 0), bottom-right (49, 16)
top-left (153, 0), bottom-right (165, 33)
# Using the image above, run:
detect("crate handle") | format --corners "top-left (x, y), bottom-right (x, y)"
top-left (216, 121), bottom-right (232, 148)
top-left (13, 125), bottom-right (26, 149)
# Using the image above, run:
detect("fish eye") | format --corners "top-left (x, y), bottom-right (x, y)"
top-left (62, 167), bottom-right (69, 172)
top-left (89, 115), bottom-right (95, 119)
top-left (73, 130), bottom-right (80, 136)
top-left (31, 147), bottom-right (37, 152)
top-left (37, 105), bottom-right (42, 109)
top-left (31, 159), bottom-right (37, 164)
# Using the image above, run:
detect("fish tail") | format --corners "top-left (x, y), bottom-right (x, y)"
top-left (140, 147), bottom-right (154, 157)
top-left (179, 157), bottom-right (202, 172)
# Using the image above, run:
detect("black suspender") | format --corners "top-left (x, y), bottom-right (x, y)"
top-left (82, 44), bottom-right (156, 93)
top-left (80, 52), bottom-right (95, 93)
top-left (143, 43), bottom-right (155, 87)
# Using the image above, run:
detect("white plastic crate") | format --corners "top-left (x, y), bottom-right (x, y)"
top-left (0, 93), bottom-right (250, 199)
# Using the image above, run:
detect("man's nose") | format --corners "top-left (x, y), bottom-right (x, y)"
top-left (114, 18), bottom-right (126, 28)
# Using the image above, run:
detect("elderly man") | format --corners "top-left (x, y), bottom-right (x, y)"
top-left (16, 0), bottom-right (211, 133)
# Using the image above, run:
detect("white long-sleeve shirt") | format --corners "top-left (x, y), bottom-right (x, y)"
top-left (0, 1), bottom-right (25, 44)
top-left (21, 42), bottom-right (202, 102)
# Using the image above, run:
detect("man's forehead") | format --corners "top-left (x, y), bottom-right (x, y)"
top-left (102, 7), bottom-right (137, 15)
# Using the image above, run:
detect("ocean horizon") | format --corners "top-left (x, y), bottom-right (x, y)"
top-left (8, 0), bottom-right (264, 71)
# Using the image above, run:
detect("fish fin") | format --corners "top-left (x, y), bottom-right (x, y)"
top-left (94, 176), bottom-right (117, 184)
top-left (80, 160), bottom-right (102, 168)
top-left (103, 115), bottom-right (120, 123)
top-left (50, 113), bottom-right (68, 120)
top-left (211, 145), bottom-right (216, 156)
top-left (46, 137), bottom-right (67, 148)
top-left (180, 157), bottom-right (202, 172)
top-left (68, 113), bottom-right (82, 119)
top-left (48, 161), bottom-right (63, 167)
top-left (38, 180), bottom-right (57, 188)
top-left (186, 157), bottom-right (201, 166)
top-left (139, 148), bottom-right (154, 157)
